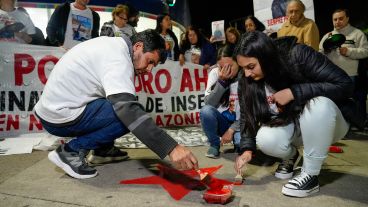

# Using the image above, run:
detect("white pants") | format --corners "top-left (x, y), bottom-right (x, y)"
top-left (256, 97), bottom-right (349, 175)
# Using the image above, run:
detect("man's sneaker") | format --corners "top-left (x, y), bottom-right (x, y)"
top-left (233, 144), bottom-right (240, 153)
top-left (205, 146), bottom-right (220, 159)
top-left (275, 150), bottom-right (300, 179)
top-left (282, 171), bottom-right (320, 197)
top-left (87, 145), bottom-right (129, 165)
top-left (48, 144), bottom-right (97, 179)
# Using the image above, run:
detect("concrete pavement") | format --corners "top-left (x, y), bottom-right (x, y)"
top-left (0, 131), bottom-right (367, 207)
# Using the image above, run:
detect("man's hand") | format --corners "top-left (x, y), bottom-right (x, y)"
top-left (339, 47), bottom-right (348, 56)
top-left (234, 151), bottom-right (252, 174)
top-left (169, 145), bottom-right (198, 170)
top-left (221, 128), bottom-right (235, 145)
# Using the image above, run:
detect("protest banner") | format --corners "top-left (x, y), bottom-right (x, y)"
top-left (0, 42), bottom-right (208, 137)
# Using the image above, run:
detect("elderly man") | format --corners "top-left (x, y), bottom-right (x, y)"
top-left (277, 0), bottom-right (319, 50)
top-left (319, 9), bottom-right (368, 123)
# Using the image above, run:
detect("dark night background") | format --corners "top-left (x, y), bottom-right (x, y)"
top-left (186, 0), bottom-right (368, 38)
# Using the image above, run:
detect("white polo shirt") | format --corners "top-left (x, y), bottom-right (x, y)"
top-left (35, 36), bottom-right (134, 124)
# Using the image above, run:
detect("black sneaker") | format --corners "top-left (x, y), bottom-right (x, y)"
top-left (275, 149), bottom-right (300, 179)
top-left (282, 171), bottom-right (320, 197)
top-left (87, 145), bottom-right (129, 165)
top-left (48, 144), bottom-right (98, 179)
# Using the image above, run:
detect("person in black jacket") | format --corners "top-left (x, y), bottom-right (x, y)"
top-left (45, 0), bottom-right (100, 49)
top-left (234, 31), bottom-right (360, 197)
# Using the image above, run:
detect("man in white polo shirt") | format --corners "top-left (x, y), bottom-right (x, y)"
top-left (35, 30), bottom-right (199, 179)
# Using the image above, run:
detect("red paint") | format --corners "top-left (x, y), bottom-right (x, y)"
top-left (121, 176), bottom-right (191, 200)
top-left (120, 164), bottom-right (234, 201)
top-left (233, 181), bottom-right (243, 185)
top-left (203, 188), bottom-right (232, 204)
top-left (329, 145), bottom-right (343, 153)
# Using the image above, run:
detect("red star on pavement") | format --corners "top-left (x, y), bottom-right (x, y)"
top-left (120, 164), bottom-right (233, 200)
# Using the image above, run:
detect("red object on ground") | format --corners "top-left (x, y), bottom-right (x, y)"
top-left (329, 146), bottom-right (343, 153)
top-left (203, 188), bottom-right (232, 204)
top-left (120, 165), bottom-right (233, 201)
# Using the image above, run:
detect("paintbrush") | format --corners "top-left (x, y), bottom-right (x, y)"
top-left (234, 173), bottom-right (243, 185)
top-left (196, 169), bottom-right (211, 186)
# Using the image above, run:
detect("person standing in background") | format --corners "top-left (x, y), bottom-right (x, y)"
top-left (319, 9), bottom-right (368, 125)
top-left (45, 0), bottom-right (100, 49)
top-left (100, 4), bottom-right (135, 37)
top-left (0, 0), bottom-right (35, 43)
top-left (277, 0), bottom-right (319, 50)
top-left (155, 13), bottom-right (180, 61)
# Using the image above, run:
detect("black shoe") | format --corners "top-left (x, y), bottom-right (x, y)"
top-left (275, 149), bottom-right (300, 179)
top-left (234, 144), bottom-right (240, 153)
top-left (48, 144), bottom-right (97, 179)
top-left (87, 145), bottom-right (129, 165)
top-left (282, 171), bottom-right (320, 197)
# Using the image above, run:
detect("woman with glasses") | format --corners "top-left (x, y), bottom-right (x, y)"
top-left (100, 4), bottom-right (134, 37)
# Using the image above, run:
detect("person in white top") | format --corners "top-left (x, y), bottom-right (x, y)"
top-left (0, 0), bottom-right (35, 43)
top-left (319, 9), bottom-right (368, 119)
top-left (155, 13), bottom-right (180, 61)
top-left (200, 44), bottom-right (240, 158)
top-left (35, 30), bottom-right (199, 179)
top-left (45, 0), bottom-right (100, 49)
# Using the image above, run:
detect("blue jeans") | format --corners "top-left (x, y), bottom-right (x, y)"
top-left (200, 105), bottom-right (240, 147)
top-left (41, 99), bottom-right (129, 151)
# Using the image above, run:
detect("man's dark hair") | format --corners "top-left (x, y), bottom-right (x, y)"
top-left (125, 2), bottom-right (139, 18)
top-left (125, 3), bottom-right (139, 27)
top-left (333, 9), bottom-right (349, 17)
top-left (131, 29), bottom-right (167, 64)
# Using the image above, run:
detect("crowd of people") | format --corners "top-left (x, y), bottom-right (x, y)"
top-left (1, 0), bottom-right (367, 199)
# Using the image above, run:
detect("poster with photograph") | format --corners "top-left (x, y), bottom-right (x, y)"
top-left (211, 20), bottom-right (225, 42)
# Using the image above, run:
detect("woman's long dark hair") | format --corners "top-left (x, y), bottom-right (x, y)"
top-left (245, 15), bottom-right (266, 32)
top-left (180, 25), bottom-right (206, 52)
top-left (234, 31), bottom-right (302, 136)
top-left (154, 13), bottom-right (180, 60)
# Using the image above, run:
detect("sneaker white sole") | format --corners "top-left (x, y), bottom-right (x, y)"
top-left (282, 185), bottom-right (320, 197)
top-left (275, 151), bottom-right (302, 180)
top-left (205, 154), bottom-right (220, 159)
top-left (275, 171), bottom-right (293, 179)
top-left (86, 154), bottom-right (129, 165)
top-left (48, 150), bottom-right (98, 179)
